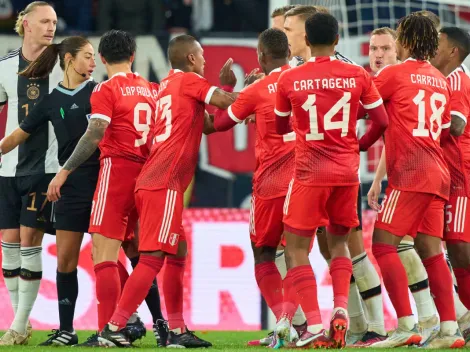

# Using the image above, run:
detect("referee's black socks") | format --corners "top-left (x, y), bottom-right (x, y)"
top-left (57, 269), bottom-right (78, 333)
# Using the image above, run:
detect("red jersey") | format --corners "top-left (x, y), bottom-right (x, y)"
top-left (90, 72), bottom-right (156, 163)
top-left (374, 58), bottom-right (451, 199)
top-left (136, 69), bottom-right (217, 193)
top-left (227, 64), bottom-right (294, 199)
top-left (275, 56), bottom-right (382, 186)
top-left (442, 68), bottom-right (470, 197)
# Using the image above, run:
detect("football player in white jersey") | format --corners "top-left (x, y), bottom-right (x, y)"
top-left (0, 1), bottom-right (61, 345)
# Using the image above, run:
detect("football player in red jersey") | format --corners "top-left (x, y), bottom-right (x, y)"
top-left (46, 30), bottom-right (157, 346)
top-left (99, 35), bottom-right (235, 348)
top-left (431, 26), bottom-right (470, 341)
top-left (370, 15), bottom-right (465, 348)
top-left (213, 28), bottom-right (299, 343)
top-left (274, 13), bottom-right (388, 348)
top-left (367, 27), bottom-right (443, 346)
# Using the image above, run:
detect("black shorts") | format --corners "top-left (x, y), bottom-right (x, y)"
top-left (356, 184), bottom-right (363, 231)
top-left (0, 174), bottom-right (55, 233)
top-left (53, 166), bottom-right (99, 233)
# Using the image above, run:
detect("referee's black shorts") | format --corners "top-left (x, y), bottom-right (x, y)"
top-left (53, 166), bottom-right (99, 233)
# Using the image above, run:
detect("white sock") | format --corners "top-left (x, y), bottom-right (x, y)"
top-left (352, 253), bottom-right (386, 335)
top-left (348, 280), bottom-right (368, 334)
top-left (11, 246), bottom-right (42, 334)
top-left (398, 241), bottom-right (436, 321)
top-left (398, 315), bottom-right (416, 331)
top-left (444, 251), bottom-right (468, 320)
top-left (1, 241), bottom-right (20, 314)
top-left (275, 250), bottom-right (306, 325)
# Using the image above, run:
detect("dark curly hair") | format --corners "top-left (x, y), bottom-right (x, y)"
top-left (397, 13), bottom-right (438, 61)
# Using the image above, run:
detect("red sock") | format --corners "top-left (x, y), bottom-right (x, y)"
top-left (372, 243), bottom-right (412, 318)
top-left (281, 271), bottom-right (297, 320)
top-left (117, 260), bottom-right (129, 292)
top-left (423, 253), bottom-right (456, 322)
top-left (94, 261), bottom-right (121, 330)
top-left (291, 265), bottom-right (321, 326)
top-left (454, 268), bottom-right (470, 310)
top-left (164, 256), bottom-right (186, 331)
top-left (109, 255), bottom-right (164, 330)
top-left (255, 262), bottom-right (283, 320)
top-left (330, 257), bottom-right (352, 309)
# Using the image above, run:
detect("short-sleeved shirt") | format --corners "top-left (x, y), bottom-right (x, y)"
top-left (227, 64), bottom-right (295, 199)
top-left (374, 58), bottom-right (451, 199)
top-left (20, 80), bottom-right (99, 168)
top-left (90, 72), bottom-right (156, 163)
top-left (136, 69), bottom-right (217, 193)
top-left (441, 67), bottom-right (470, 197)
top-left (275, 56), bottom-right (383, 187)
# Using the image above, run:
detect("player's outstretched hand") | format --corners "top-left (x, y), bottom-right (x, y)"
top-left (244, 68), bottom-right (265, 87)
top-left (219, 58), bottom-right (237, 88)
top-left (245, 115), bottom-right (256, 124)
top-left (47, 170), bottom-right (69, 202)
top-left (367, 181), bottom-right (381, 211)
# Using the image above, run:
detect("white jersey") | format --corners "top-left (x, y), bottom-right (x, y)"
top-left (0, 48), bottom-right (62, 177)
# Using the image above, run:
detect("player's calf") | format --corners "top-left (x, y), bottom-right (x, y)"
top-left (447, 241), bottom-right (470, 310)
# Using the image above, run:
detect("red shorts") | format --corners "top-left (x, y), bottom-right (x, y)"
top-left (88, 157), bottom-right (142, 241)
top-left (283, 180), bottom-right (359, 236)
top-left (445, 196), bottom-right (470, 243)
top-left (136, 188), bottom-right (185, 255)
top-left (375, 187), bottom-right (445, 238)
top-left (250, 195), bottom-right (284, 248)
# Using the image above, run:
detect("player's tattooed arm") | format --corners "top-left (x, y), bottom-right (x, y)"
top-left (450, 115), bottom-right (466, 137)
top-left (63, 118), bottom-right (109, 172)
top-left (209, 88), bottom-right (236, 109)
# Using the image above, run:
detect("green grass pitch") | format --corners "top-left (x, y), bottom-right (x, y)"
top-left (0, 331), bottom-right (458, 351)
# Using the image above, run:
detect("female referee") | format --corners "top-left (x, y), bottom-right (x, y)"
top-left (0, 36), bottom-right (97, 346)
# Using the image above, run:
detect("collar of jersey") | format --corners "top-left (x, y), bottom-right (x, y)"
top-left (447, 66), bottom-right (463, 78)
top-left (55, 79), bottom-right (89, 96)
top-left (403, 57), bottom-right (431, 64)
top-left (269, 64), bottom-right (290, 75)
top-left (308, 56), bottom-right (337, 63)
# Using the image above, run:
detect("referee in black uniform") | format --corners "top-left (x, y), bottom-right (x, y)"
top-left (0, 36), bottom-right (98, 346)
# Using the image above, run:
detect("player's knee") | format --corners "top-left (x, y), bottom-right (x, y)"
top-left (20, 226), bottom-right (44, 247)
top-left (1, 228), bottom-right (21, 243)
top-left (57, 255), bottom-right (78, 273)
top-left (447, 242), bottom-right (470, 268)
top-left (256, 246), bottom-right (276, 264)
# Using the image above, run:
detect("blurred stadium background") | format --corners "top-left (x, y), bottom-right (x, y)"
top-left (0, 0), bottom-right (469, 332)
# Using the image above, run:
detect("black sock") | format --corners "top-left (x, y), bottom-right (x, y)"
top-left (57, 270), bottom-right (78, 332)
top-left (130, 256), bottom-right (164, 322)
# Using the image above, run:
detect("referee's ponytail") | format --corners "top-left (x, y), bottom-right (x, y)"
top-left (19, 36), bottom-right (90, 79)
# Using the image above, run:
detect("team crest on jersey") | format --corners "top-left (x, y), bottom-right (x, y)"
top-left (169, 233), bottom-right (179, 246)
top-left (86, 114), bottom-right (91, 120)
top-left (27, 83), bottom-right (40, 100)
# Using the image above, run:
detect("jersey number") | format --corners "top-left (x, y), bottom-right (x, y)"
top-left (134, 103), bottom-right (152, 147)
top-left (302, 92), bottom-right (351, 140)
top-left (412, 90), bottom-right (447, 141)
top-left (154, 95), bottom-right (172, 143)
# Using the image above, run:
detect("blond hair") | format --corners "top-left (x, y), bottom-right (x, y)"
top-left (284, 5), bottom-right (330, 22)
top-left (271, 5), bottom-right (296, 18)
top-left (414, 10), bottom-right (441, 30)
top-left (371, 27), bottom-right (397, 40)
top-left (15, 1), bottom-right (52, 37)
